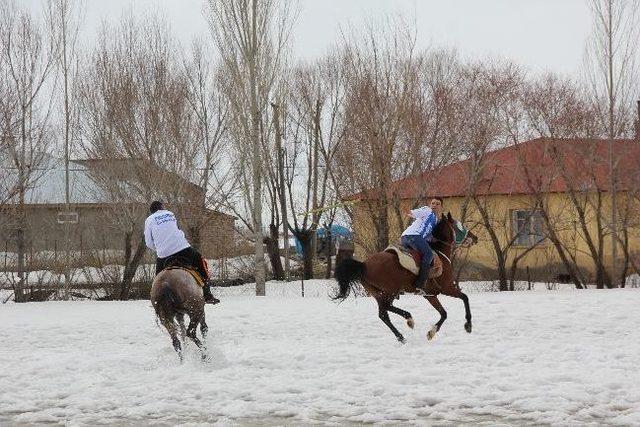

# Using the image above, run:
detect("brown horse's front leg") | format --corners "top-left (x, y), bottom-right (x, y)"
top-left (424, 295), bottom-right (447, 341)
top-left (459, 292), bottom-right (472, 333)
top-left (442, 288), bottom-right (473, 333)
top-left (376, 298), bottom-right (406, 343)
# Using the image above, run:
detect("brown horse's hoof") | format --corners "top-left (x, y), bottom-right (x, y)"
top-left (406, 318), bottom-right (415, 329)
top-left (427, 326), bottom-right (438, 341)
top-left (464, 322), bottom-right (472, 333)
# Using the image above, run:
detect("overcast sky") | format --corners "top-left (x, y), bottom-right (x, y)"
top-left (23, 0), bottom-right (593, 77)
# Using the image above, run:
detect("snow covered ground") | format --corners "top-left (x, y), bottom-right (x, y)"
top-left (1, 281), bottom-right (639, 426)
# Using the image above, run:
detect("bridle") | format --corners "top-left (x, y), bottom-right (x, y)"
top-left (430, 219), bottom-right (457, 250)
top-left (431, 218), bottom-right (474, 255)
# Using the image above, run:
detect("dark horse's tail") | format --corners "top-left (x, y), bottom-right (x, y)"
top-left (153, 284), bottom-right (180, 326)
top-left (332, 258), bottom-right (366, 301)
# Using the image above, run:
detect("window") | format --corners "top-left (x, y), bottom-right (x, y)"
top-left (511, 210), bottom-right (544, 247)
top-left (57, 211), bottom-right (79, 224)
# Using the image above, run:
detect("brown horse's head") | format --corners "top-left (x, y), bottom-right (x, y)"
top-left (431, 212), bottom-right (478, 253)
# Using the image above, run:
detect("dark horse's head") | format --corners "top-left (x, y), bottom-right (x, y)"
top-left (431, 213), bottom-right (478, 252)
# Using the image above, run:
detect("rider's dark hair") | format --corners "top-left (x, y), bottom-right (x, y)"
top-left (149, 200), bottom-right (164, 214)
top-left (432, 196), bottom-right (444, 204)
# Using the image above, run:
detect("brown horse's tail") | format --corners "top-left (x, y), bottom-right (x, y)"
top-left (332, 258), bottom-right (365, 301)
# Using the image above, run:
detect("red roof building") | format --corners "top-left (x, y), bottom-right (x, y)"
top-left (388, 138), bottom-right (640, 200)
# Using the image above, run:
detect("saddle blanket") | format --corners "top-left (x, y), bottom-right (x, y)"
top-left (164, 266), bottom-right (205, 288)
top-left (384, 245), bottom-right (443, 278)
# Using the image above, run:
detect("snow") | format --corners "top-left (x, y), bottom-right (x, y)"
top-left (1, 281), bottom-right (639, 425)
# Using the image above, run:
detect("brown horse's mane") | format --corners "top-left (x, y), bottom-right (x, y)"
top-left (430, 214), bottom-right (453, 254)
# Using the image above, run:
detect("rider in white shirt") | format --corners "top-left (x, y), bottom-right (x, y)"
top-left (400, 197), bottom-right (444, 293)
top-left (144, 201), bottom-right (218, 304)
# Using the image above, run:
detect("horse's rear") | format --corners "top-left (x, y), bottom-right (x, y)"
top-left (150, 269), bottom-right (208, 361)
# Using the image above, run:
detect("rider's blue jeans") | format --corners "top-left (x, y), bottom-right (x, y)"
top-left (401, 234), bottom-right (433, 278)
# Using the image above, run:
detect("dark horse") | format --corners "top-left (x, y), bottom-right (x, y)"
top-left (150, 268), bottom-right (209, 361)
top-left (333, 213), bottom-right (478, 343)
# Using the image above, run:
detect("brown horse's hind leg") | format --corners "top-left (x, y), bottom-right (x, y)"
top-left (424, 295), bottom-right (447, 341)
top-left (386, 302), bottom-right (415, 329)
top-left (376, 298), bottom-right (406, 344)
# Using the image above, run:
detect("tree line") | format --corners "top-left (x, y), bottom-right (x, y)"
top-left (1, 0), bottom-right (639, 300)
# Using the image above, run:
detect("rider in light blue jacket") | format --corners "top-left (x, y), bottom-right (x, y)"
top-left (400, 197), bottom-right (443, 293)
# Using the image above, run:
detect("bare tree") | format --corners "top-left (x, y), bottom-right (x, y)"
top-left (452, 60), bottom-right (530, 291)
top-left (521, 73), bottom-right (628, 288)
top-left (206, 0), bottom-right (294, 295)
top-left (585, 0), bottom-right (640, 287)
top-left (0, 1), bottom-right (60, 302)
top-left (181, 38), bottom-right (233, 252)
top-left (283, 56), bottom-right (346, 279)
top-left (53, 0), bottom-right (82, 300)
top-left (79, 16), bottom-right (197, 299)
top-left (333, 16), bottom-right (426, 253)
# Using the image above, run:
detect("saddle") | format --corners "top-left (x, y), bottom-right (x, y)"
top-left (164, 266), bottom-right (205, 288)
top-left (384, 244), bottom-right (443, 278)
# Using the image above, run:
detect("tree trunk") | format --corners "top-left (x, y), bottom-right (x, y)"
top-left (272, 103), bottom-right (290, 280)
top-left (496, 255), bottom-right (508, 292)
top-left (15, 227), bottom-right (25, 303)
top-left (508, 260), bottom-right (518, 292)
top-left (264, 223), bottom-right (284, 280)
top-left (474, 198), bottom-right (508, 291)
top-left (375, 201), bottom-right (390, 252)
top-left (546, 231), bottom-right (585, 289)
top-left (619, 226), bottom-right (630, 288)
top-left (190, 225), bottom-right (202, 252)
top-left (508, 245), bottom-right (539, 291)
top-left (249, 0), bottom-right (265, 296)
top-left (295, 230), bottom-right (314, 279)
top-left (324, 228), bottom-right (333, 279)
top-left (120, 236), bottom-right (146, 300)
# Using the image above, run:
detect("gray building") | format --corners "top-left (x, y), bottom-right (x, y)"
top-left (0, 154), bottom-right (237, 264)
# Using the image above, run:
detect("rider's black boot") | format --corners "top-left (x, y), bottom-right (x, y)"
top-left (203, 282), bottom-right (220, 305)
top-left (414, 266), bottom-right (430, 294)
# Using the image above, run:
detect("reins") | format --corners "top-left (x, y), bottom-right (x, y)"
top-left (435, 249), bottom-right (451, 265)
top-left (430, 220), bottom-right (457, 252)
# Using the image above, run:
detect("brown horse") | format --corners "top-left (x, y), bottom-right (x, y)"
top-left (333, 212), bottom-right (478, 343)
top-left (150, 268), bottom-right (209, 361)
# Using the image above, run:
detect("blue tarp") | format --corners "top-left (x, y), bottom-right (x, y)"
top-left (294, 224), bottom-right (352, 255)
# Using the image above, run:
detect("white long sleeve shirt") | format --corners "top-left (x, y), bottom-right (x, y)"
top-left (144, 210), bottom-right (190, 258)
top-left (401, 206), bottom-right (438, 239)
